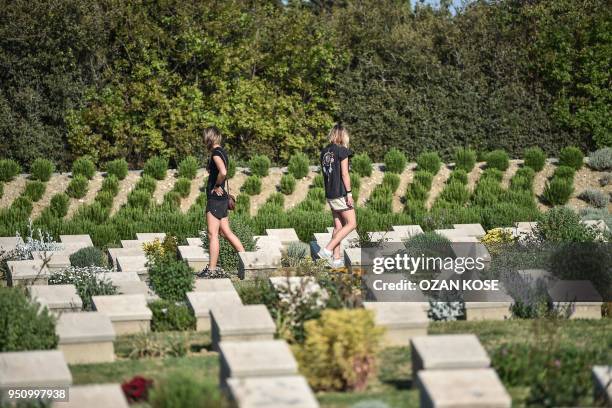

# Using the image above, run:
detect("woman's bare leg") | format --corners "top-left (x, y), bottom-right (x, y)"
top-left (325, 208), bottom-right (357, 253)
top-left (331, 211), bottom-right (343, 260)
top-left (219, 217), bottom-right (245, 252)
top-left (207, 212), bottom-right (221, 269)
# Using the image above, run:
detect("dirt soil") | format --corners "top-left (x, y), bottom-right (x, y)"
top-left (466, 162), bottom-right (485, 192)
top-left (357, 165), bottom-right (385, 206)
top-left (392, 164), bottom-right (416, 212)
top-left (0, 175), bottom-right (27, 209)
top-left (111, 171), bottom-right (142, 215)
top-left (284, 170), bottom-right (318, 210)
top-left (249, 168), bottom-right (283, 216)
top-left (426, 165), bottom-right (452, 209)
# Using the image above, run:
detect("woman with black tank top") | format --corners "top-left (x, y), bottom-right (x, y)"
top-left (199, 126), bottom-right (245, 277)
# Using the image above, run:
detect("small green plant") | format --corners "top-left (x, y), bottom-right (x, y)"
top-left (266, 192), bottom-right (285, 207)
top-left (413, 170), bottom-right (434, 190)
top-left (313, 174), bottom-right (324, 188)
top-left (73, 202), bottom-right (110, 224)
top-left (439, 181), bottom-right (470, 205)
top-left (11, 196), bottom-right (33, 213)
top-left (510, 175), bottom-right (531, 191)
top-left (105, 158), bottom-right (129, 180)
top-left (173, 177), bottom-right (191, 198)
top-left (242, 175), bottom-right (262, 195)
top-left (578, 189), bottom-right (609, 209)
top-left (23, 180), bottom-right (46, 202)
top-left (454, 147), bottom-right (477, 172)
top-left (588, 147), bottom-right (612, 171)
top-left (69, 246), bottom-right (108, 268)
top-left (0, 159), bottom-right (22, 182)
top-left (294, 308), bottom-right (383, 392)
top-left (143, 156), bottom-right (169, 180)
top-left (0, 182), bottom-right (3, 199)
top-left (66, 175), bottom-right (88, 198)
top-left (30, 158), bottom-right (55, 182)
top-left (235, 194), bottom-right (250, 214)
top-left (100, 174), bottom-right (119, 196)
top-left (553, 165), bottom-right (576, 180)
top-left (486, 149), bottom-right (509, 171)
top-left (0, 287), bottom-right (58, 351)
top-left (481, 168), bottom-right (504, 182)
top-left (178, 156), bottom-right (199, 179)
top-left (128, 189), bottom-right (152, 208)
top-left (405, 181), bottom-right (428, 202)
top-left (288, 152), bottom-right (310, 179)
top-left (351, 153), bottom-right (372, 177)
top-left (384, 148), bottom-right (406, 173)
top-left (416, 152), bottom-right (441, 174)
top-left (49, 193), bottom-right (69, 217)
top-left (149, 300), bottom-right (196, 332)
top-left (72, 156), bottom-right (96, 180)
top-left (535, 206), bottom-right (598, 242)
top-left (523, 147), bottom-right (546, 172)
top-left (307, 187), bottom-right (326, 203)
top-left (248, 154), bottom-right (271, 177)
top-left (558, 146), bottom-right (584, 170)
top-left (227, 159), bottom-right (236, 179)
top-left (447, 169), bottom-right (468, 185)
top-left (49, 266), bottom-right (117, 311)
top-left (148, 259), bottom-right (194, 302)
top-left (94, 190), bottom-right (115, 209)
top-left (542, 177), bottom-right (574, 205)
top-left (163, 191), bottom-right (181, 207)
top-left (382, 172), bottom-right (400, 192)
top-left (136, 174), bottom-right (157, 194)
top-left (280, 174), bottom-right (297, 195)
top-left (149, 371), bottom-right (227, 408)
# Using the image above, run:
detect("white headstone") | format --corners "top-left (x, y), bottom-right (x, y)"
top-left (227, 375), bottom-right (319, 408)
top-left (0, 350), bottom-right (72, 389)
top-left (410, 334), bottom-right (490, 373)
top-left (29, 284), bottom-right (82, 312)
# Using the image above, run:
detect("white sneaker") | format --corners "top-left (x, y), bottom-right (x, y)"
top-left (317, 248), bottom-right (334, 267)
top-left (332, 258), bottom-right (344, 269)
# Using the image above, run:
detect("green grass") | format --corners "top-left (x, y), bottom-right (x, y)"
top-left (69, 320), bottom-right (612, 408)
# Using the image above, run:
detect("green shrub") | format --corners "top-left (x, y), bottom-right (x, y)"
top-left (128, 189), bottom-right (152, 208)
top-left (405, 181), bottom-right (428, 202)
top-left (588, 147), bottom-right (612, 171)
top-left (100, 174), bottom-right (119, 196)
top-left (227, 159), bottom-right (236, 179)
top-left (266, 192), bottom-right (285, 207)
top-left (543, 177), bottom-right (574, 205)
top-left (294, 309), bottom-right (383, 392)
top-left (367, 194), bottom-right (392, 213)
top-left (0, 287), bottom-right (58, 352)
top-left (235, 195), bottom-right (250, 215)
top-left (535, 207), bottom-right (597, 242)
top-left (201, 216), bottom-right (255, 271)
top-left (242, 175), bottom-right (262, 195)
top-left (0, 159), bottom-right (21, 182)
top-left (416, 152), bottom-right (441, 174)
top-left (149, 300), bottom-right (196, 332)
top-left (288, 152), bottom-right (310, 179)
top-left (105, 158), bottom-right (129, 180)
top-left (515, 166), bottom-right (536, 181)
top-left (384, 148), bottom-right (406, 173)
top-left (382, 172), bottom-right (400, 192)
top-left (173, 177), bottom-right (191, 198)
top-left (486, 149), bottom-right (509, 171)
top-left (23, 180), bottom-right (46, 202)
top-left (0, 182), bottom-right (3, 199)
top-left (49, 193), bottom-right (69, 218)
top-left (163, 191), bottom-right (182, 207)
top-left (148, 259), bottom-right (194, 302)
top-left (350, 173), bottom-right (361, 201)
top-left (136, 174), bottom-right (157, 194)
top-left (472, 178), bottom-right (504, 206)
top-left (403, 199), bottom-right (427, 219)
top-left (30, 158), bottom-right (55, 182)
top-left (11, 196), bottom-right (33, 213)
top-left (178, 156), bottom-right (199, 180)
top-left (351, 153), bottom-right (372, 177)
top-left (73, 202), bottom-right (110, 224)
top-left (149, 371), bottom-right (227, 408)
top-left (438, 181), bottom-right (470, 205)
top-left (313, 174), bottom-right (324, 188)
top-left (559, 146), bottom-right (584, 170)
top-left (66, 175), bottom-right (88, 198)
top-left (307, 187), bottom-right (326, 203)
top-left (447, 169), bottom-right (468, 185)
top-left (523, 147), bottom-right (546, 172)
top-left (578, 189), bottom-right (609, 209)
top-left (454, 147), bottom-right (477, 172)
top-left (143, 156), bottom-right (169, 180)
top-left (481, 168), bottom-right (504, 182)
top-left (70, 246), bottom-right (108, 268)
top-left (248, 155), bottom-right (271, 177)
top-left (280, 174), bottom-right (297, 195)
top-left (49, 266), bottom-right (117, 311)
top-left (510, 175), bottom-right (531, 191)
top-left (553, 165), bottom-right (576, 180)
top-left (72, 156), bottom-right (96, 180)
top-left (413, 170), bottom-right (434, 190)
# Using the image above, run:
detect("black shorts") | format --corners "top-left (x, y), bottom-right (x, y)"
top-left (206, 197), bottom-right (229, 220)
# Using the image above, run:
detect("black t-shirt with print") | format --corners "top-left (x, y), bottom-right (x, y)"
top-left (206, 146), bottom-right (229, 200)
top-left (320, 143), bottom-right (353, 199)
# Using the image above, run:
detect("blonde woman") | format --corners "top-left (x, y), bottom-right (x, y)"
top-left (317, 123), bottom-right (357, 268)
top-left (198, 126), bottom-right (245, 277)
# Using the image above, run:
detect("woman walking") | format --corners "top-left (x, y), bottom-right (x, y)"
top-left (317, 123), bottom-right (357, 268)
top-left (199, 126), bottom-right (245, 277)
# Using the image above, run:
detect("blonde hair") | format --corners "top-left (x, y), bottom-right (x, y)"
top-left (328, 123), bottom-right (349, 147)
top-left (204, 126), bottom-right (222, 150)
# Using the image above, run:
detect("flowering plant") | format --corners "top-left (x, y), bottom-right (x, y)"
top-left (121, 375), bottom-right (153, 403)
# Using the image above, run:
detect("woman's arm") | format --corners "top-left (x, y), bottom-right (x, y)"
top-left (212, 155), bottom-right (227, 195)
top-left (340, 158), bottom-right (353, 207)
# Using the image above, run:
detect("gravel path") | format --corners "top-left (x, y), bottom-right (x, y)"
top-left (111, 172), bottom-right (142, 215)
top-left (284, 170), bottom-right (318, 210)
top-left (0, 175), bottom-right (27, 209)
top-left (426, 165), bottom-right (452, 209)
top-left (357, 165), bottom-right (385, 206)
top-left (152, 170), bottom-right (178, 205)
top-left (249, 168), bottom-right (283, 216)
top-left (392, 164), bottom-right (416, 212)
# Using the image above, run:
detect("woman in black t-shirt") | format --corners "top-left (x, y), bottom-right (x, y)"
top-left (317, 123), bottom-right (357, 268)
top-left (199, 126), bottom-right (245, 277)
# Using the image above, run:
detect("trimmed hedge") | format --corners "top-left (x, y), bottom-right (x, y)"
top-left (486, 150), bottom-right (509, 171)
top-left (173, 177), bottom-right (192, 198)
top-left (454, 147), bottom-right (477, 172)
top-left (23, 181), bottom-right (46, 202)
top-left (105, 159), bottom-right (129, 180)
top-left (280, 174), bottom-right (297, 195)
top-left (178, 156), bottom-right (199, 180)
top-left (248, 155), bottom-right (271, 177)
top-left (143, 156), bottom-right (168, 180)
top-left (0, 159), bottom-right (21, 182)
top-left (559, 146), bottom-right (584, 170)
top-left (416, 152), bottom-right (441, 175)
top-left (523, 147), bottom-right (546, 172)
top-left (384, 148), bottom-right (407, 173)
top-left (66, 175), bottom-right (88, 199)
top-left (242, 175), bottom-right (262, 195)
top-left (543, 177), bottom-right (574, 205)
top-left (49, 193), bottom-right (70, 218)
top-left (288, 152), bottom-right (310, 179)
top-left (72, 156), bottom-right (96, 180)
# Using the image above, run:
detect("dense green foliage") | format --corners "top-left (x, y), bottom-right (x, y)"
top-left (242, 175), bottom-right (262, 195)
top-left (384, 148), bottom-right (406, 173)
top-left (280, 174), bottom-right (297, 195)
top-left (149, 300), bottom-right (196, 332)
top-left (49, 193), bottom-right (70, 218)
top-left (351, 153), bottom-right (372, 177)
top-left (248, 155), bottom-right (271, 177)
top-left (69, 246), bottom-right (108, 268)
top-left (143, 156), bottom-right (169, 180)
top-left (30, 158), bottom-right (55, 182)
top-left (416, 152), bottom-right (441, 175)
top-left (148, 259), bottom-right (194, 302)
top-left (178, 156), bottom-right (199, 180)
top-left (288, 152), bottom-right (310, 179)
top-left (486, 150), bottom-right (510, 171)
top-left (454, 148), bottom-right (476, 172)
top-left (105, 159), bottom-right (129, 180)
top-left (72, 156), bottom-right (96, 180)
top-left (66, 175), bottom-right (89, 199)
top-left (559, 147), bottom-right (584, 170)
top-left (23, 181), bottom-right (45, 202)
top-left (523, 147), bottom-right (546, 172)
top-left (0, 159), bottom-right (21, 182)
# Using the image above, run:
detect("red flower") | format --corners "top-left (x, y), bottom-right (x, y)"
top-left (122, 375), bottom-right (154, 403)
